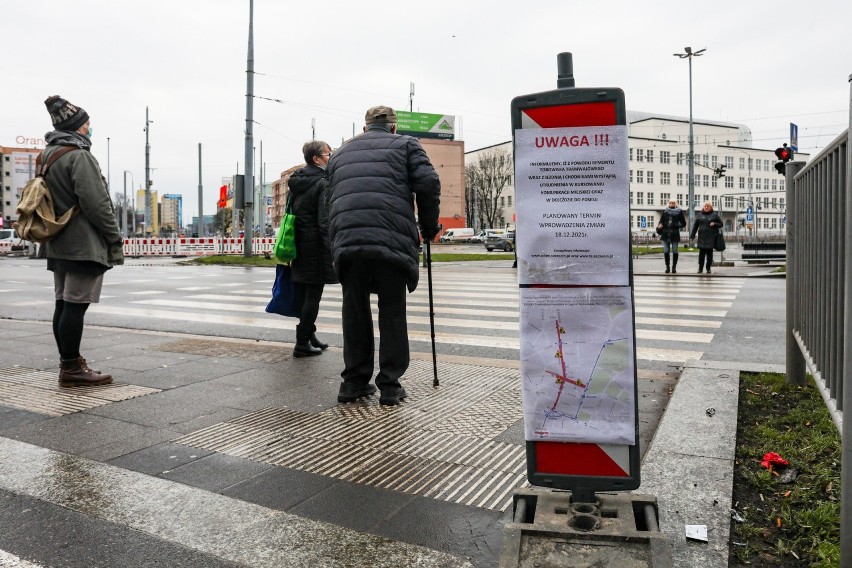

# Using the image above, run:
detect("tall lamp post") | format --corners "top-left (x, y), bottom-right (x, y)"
top-left (673, 46), bottom-right (706, 233)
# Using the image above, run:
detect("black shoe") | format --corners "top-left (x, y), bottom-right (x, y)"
top-left (672, 267), bottom-right (677, 274)
top-left (698, 269), bottom-right (703, 273)
top-left (337, 382), bottom-right (377, 403)
top-left (665, 266), bottom-right (670, 273)
top-left (309, 333), bottom-right (328, 350)
top-left (706, 268), bottom-right (712, 274)
top-left (379, 385), bottom-right (408, 406)
top-left (293, 341), bottom-right (322, 358)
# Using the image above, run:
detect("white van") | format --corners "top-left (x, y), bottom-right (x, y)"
top-left (0, 228), bottom-right (18, 244)
top-left (439, 228), bottom-right (475, 243)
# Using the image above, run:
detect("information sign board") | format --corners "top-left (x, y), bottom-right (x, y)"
top-left (511, 84), bottom-right (639, 493)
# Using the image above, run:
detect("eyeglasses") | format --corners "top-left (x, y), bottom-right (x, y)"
top-left (321, 152), bottom-right (332, 158)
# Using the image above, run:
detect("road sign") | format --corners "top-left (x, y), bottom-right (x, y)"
top-left (790, 123), bottom-right (798, 153)
top-left (511, 56), bottom-right (639, 495)
top-left (640, 216), bottom-right (647, 229)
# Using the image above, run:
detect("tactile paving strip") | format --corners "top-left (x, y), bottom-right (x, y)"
top-left (151, 338), bottom-right (290, 363)
top-left (0, 367), bottom-right (161, 416)
top-left (175, 359), bottom-right (527, 511)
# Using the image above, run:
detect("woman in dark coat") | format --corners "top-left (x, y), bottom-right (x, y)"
top-left (287, 140), bottom-right (337, 357)
top-left (656, 199), bottom-right (686, 273)
top-left (689, 201), bottom-right (723, 274)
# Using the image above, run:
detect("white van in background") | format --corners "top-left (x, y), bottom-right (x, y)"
top-left (439, 228), bottom-right (475, 243)
top-left (0, 228), bottom-right (19, 244)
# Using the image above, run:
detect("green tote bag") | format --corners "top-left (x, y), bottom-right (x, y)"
top-left (274, 193), bottom-right (297, 262)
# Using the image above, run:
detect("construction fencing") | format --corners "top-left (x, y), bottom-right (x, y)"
top-left (122, 237), bottom-right (276, 257)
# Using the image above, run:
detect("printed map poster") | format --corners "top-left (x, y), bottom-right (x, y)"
top-left (514, 126), bottom-right (630, 286)
top-left (520, 286), bottom-right (636, 445)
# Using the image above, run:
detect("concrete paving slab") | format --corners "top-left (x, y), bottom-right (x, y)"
top-left (222, 465), bottom-right (340, 511)
top-left (2, 412), bottom-right (175, 456)
top-left (106, 441), bottom-right (215, 476)
top-left (0, 437), bottom-right (473, 568)
top-left (160, 452), bottom-right (274, 492)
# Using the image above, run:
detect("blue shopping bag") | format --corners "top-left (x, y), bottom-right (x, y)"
top-left (265, 264), bottom-right (301, 318)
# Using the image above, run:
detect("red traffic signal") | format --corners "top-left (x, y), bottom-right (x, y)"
top-left (774, 144), bottom-right (793, 175)
top-left (774, 144), bottom-right (793, 162)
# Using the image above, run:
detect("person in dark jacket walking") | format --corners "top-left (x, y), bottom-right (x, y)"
top-left (656, 200), bottom-right (686, 273)
top-left (40, 96), bottom-right (124, 387)
top-left (288, 140), bottom-right (337, 358)
top-left (689, 201), bottom-right (723, 274)
top-left (327, 105), bottom-right (441, 406)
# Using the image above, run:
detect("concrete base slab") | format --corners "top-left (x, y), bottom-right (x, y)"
top-left (500, 489), bottom-right (671, 567)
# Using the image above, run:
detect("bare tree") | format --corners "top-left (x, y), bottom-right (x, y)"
top-left (215, 207), bottom-right (233, 235)
top-left (113, 192), bottom-right (133, 235)
top-left (465, 147), bottom-right (512, 230)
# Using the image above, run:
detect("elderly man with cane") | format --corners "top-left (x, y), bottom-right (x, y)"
top-left (327, 105), bottom-right (441, 406)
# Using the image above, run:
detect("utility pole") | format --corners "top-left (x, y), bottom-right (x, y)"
top-left (311, 118), bottom-right (315, 141)
top-left (409, 82), bottom-right (415, 112)
top-left (197, 143), bottom-right (203, 237)
top-left (258, 140), bottom-right (263, 231)
top-left (144, 107), bottom-right (153, 236)
top-left (242, 0), bottom-right (255, 257)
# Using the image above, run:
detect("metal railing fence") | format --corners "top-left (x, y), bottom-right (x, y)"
top-left (785, 74), bottom-right (851, 566)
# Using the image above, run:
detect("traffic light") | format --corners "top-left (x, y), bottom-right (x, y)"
top-left (774, 143), bottom-right (794, 175)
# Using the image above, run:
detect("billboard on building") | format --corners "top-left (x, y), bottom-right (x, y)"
top-left (396, 111), bottom-right (455, 140)
top-left (9, 152), bottom-right (39, 221)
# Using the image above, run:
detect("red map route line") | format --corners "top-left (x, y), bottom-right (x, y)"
top-left (547, 319), bottom-right (586, 412)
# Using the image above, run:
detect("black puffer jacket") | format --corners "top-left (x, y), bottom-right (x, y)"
top-left (690, 209), bottom-right (723, 249)
top-left (327, 125), bottom-right (441, 292)
top-left (657, 206), bottom-right (686, 242)
top-left (288, 164), bottom-right (336, 285)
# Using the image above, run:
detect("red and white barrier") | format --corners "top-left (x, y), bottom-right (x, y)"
top-left (122, 237), bottom-right (276, 257)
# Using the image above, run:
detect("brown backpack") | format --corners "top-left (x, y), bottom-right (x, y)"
top-left (13, 146), bottom-right (79, 244)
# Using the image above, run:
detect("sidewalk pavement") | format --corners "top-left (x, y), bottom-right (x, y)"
top-left (0, 254), bottom-right (785, 567)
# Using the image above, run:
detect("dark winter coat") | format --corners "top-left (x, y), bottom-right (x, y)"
top-left (657, 206), bottom-right (686, 242)
top-left (39, 130), bottom-right (123, 270)
top-left (690, 209), bottom-right (723, 249)
top-left (287, 164), bottom-right (337, 285)
top-left (327, 124), bottom-right (441, 292)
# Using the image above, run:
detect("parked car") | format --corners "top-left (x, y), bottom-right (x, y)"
top-left (469, 230), bottom-right (487, 243)
top-left (484, 229), bottom-right (514, 252)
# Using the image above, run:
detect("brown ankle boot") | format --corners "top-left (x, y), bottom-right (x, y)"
top-left (59, 357), bottom-right (113, 387)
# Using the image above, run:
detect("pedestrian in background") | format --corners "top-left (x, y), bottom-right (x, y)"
top-left (689, 201), bottom-right (723, 274)
top-left (656, 199), bottom-right (686, 273)
top-left (288, 140), bottom-right (337, 358)
top-left (327, 105), bottom-right (441, 406)
top-left (41, 96), bottom-right (124, 386)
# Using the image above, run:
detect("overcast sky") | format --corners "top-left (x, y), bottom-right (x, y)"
top-left (3, 0), bottom-right (849, 226)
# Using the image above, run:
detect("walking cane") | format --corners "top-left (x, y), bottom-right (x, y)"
top-left (424, 235), bottom-right (439, 387)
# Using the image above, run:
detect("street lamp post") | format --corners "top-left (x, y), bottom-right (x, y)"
top-left (674, 46), bottom-right (706, 233)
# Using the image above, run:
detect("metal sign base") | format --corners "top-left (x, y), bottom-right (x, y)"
top-left (499, 487), bottom-right (671, 568)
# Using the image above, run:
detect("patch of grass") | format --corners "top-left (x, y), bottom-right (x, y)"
top-left (183, 253), bottom-right (515, 267)
top-left (730, 371), bottom-right (841, 567)
top-left (631, 245), bottom-right (698, 256)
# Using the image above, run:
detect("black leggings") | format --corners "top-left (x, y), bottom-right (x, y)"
top-left (296, 283), bottom-right (325, 335)
top-left (698, 248), bottom-right (714, 270)
top-left (52, 300), bottom-right (90, 360)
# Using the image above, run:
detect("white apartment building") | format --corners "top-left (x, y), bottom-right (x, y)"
top-left (466, 112), bottom-right (806, 236)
